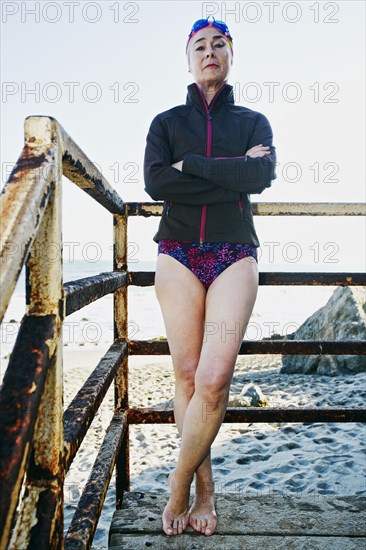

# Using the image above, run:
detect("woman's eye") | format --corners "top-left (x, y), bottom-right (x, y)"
top-left (214, 43), bottom-right (225, 48)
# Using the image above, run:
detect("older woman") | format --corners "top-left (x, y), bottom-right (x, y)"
top-left (144, 16), bottom-right (277, 537)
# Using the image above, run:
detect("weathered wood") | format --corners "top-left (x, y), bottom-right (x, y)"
top-left (129, 339), bottom-right (366, 355)
top-left (127, 406), bottom-right (366, 425)
top-left (64, 412), bottom-right (128, 550)
top-left (63, 341), bottom-right (128, 472)
top-left (64, 271), bottom-right (127, 316)
top-left (126, 201), bottom-right (366, 217)
top-left (109, 492), bottom-right (366, 549)
top-left (109, 533), bottom-right (363, 550)
top-left (128, 271), bottom-right (366, 287)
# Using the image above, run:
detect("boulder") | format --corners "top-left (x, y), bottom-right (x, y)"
top-left (229, 383), bottom-right (268, 407)
top-left (281, 286), bottom-right (366, 375)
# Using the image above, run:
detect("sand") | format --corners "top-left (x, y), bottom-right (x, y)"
top-left (61, 347), bottom-right (366, 549)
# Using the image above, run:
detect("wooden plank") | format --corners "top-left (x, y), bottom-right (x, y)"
top-left (109, 492), bottom-right (366, 538)
top-left (109, 533), bottom-right (363, 550)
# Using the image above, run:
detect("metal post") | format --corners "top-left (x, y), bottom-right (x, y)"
top-left (9, 118), bottom-right (65, 549)
top-left (113, 212), bottom-right (130, 507)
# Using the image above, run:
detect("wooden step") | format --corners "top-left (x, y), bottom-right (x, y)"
top-left (109, 492), bottom-right (366, 549)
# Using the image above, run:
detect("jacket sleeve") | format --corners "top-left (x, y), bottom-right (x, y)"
top-left (143, 115), bottom-right (241, 204)
top-left (182, 112), bottom-right (277, 195)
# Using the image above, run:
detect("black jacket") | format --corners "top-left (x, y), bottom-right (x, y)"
top-left (144, 82), bottom-right (277, 246)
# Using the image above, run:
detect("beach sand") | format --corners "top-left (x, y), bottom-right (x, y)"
top-left (62, 347), bottom-right (366, 549)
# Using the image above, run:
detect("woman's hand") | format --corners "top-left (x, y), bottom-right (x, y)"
top-left (245, 144), bottom-right (271, 158)
top-left (171, 161), bottom-right (183, 171)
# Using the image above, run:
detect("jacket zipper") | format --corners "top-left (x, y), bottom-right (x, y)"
top-left (165, 199), bottom-right (172, 217)
top-left (195, 84), bottom-right (224, 246)
top-left (239, 194), bottom-right (244, 220)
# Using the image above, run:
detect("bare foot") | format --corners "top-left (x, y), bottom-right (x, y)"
top-left (162, 470), bottom-right (191, 536)
top-left (189, 478), bottom-right (217, 536)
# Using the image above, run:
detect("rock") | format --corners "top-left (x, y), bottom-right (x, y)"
top-left (151, 398), bottom-right (174, 410)
top-left (281, 287), bottom-right (366, 375)
top-left (229, 383), bottom-right (268, 407)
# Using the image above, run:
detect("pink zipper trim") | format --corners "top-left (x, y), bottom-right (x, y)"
top-left (195, 84), bottom-right (226, 244)
top-left (199, 204), bottom-right (207, 244)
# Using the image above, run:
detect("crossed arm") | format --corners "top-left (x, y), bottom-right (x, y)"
top-left (144, 113), bottom-right (277, 204)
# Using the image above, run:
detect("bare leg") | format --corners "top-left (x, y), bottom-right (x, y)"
top-left (155, 253), bottom-right (210, 535)
top-left (172, 255), bottom-right (258, 535)
top-left (155, 253), bottom-right (258, 535)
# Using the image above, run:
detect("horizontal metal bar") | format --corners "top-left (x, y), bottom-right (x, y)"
top-left (127, 202), bottom-right (163, 217)
top-left (64, 271), bottom-right (127, 316)
top-left (129, 271), bottom-right (155, 287)
top-left (129, 339), bottom-right (366, 356)
top-left (59, 121), bottom-right (125, 215)
top-left (64, 411), bottom-right (128, 550)
top-left (126, 201), bottom-right (366, 217)
top-left (128, 407), bottom-right (366, 425)
top-left (0, 314), bottom-right (56, 546)
top-left (128, 271), bottom-right (366, 287)
top-left (63, 341), bottom-right (127, 472)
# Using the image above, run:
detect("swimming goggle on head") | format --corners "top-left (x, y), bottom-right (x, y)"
top-left (186, 16), bottom-right (233, 55)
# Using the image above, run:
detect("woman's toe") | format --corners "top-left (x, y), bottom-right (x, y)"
top-left (162, 519), bottom-right (173, 536)
top-left (190, 516), bottom-right (198, 531)
top-left (205, 525), bottom-right (213, 536)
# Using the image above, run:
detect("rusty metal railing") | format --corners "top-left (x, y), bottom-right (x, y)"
top-left (0, 116), bottom-right (128, 549)
top-left (0, 115), bottom-right (365, 549)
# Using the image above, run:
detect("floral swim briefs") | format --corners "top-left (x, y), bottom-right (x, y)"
top-left (157, 240), bottom-right (258, 290)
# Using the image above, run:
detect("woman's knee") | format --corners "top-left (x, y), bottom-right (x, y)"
top-left (173, 359), bottom-right (198, 390)
top-left (194, 365), bottom-right (233, 403)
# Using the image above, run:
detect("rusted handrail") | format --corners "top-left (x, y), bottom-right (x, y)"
top-left (128, 407), bottom-right (366, 424)
top-left (0, 115), bottom-right (365, 550)
top-left (63, 341), bottom-right (127, 472)
top-left (64, 271), bottom-right (127, 316)
top-left (129, 270), bottom-right (366, 287)
top-left (126, 201), bottom-right (366, 217)
top-left (0, 116), bottom-right (128, 549)
top-left (128, 339), bottom-right (366, 356)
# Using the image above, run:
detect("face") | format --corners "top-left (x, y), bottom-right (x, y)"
top-left (187, 26), bottom-right (233, 87)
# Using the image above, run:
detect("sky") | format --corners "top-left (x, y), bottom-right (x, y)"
top-left (1, 0), bottom-right (365, 269)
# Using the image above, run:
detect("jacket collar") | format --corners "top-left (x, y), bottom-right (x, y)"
top-left (186, 82), bottom-right (234, 113)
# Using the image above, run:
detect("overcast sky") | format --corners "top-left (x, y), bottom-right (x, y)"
top-left (1, 1), bottom-right (365, 269)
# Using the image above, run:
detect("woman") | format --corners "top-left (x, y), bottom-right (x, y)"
top-left (143, 16), bottom-right (277, 537)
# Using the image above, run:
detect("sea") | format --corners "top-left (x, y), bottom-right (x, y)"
top-left (1, 256), bottom-right (361, 365)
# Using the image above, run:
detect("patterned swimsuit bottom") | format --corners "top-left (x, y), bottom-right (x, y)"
top-left (158, 240), bottom-right (258, 290)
